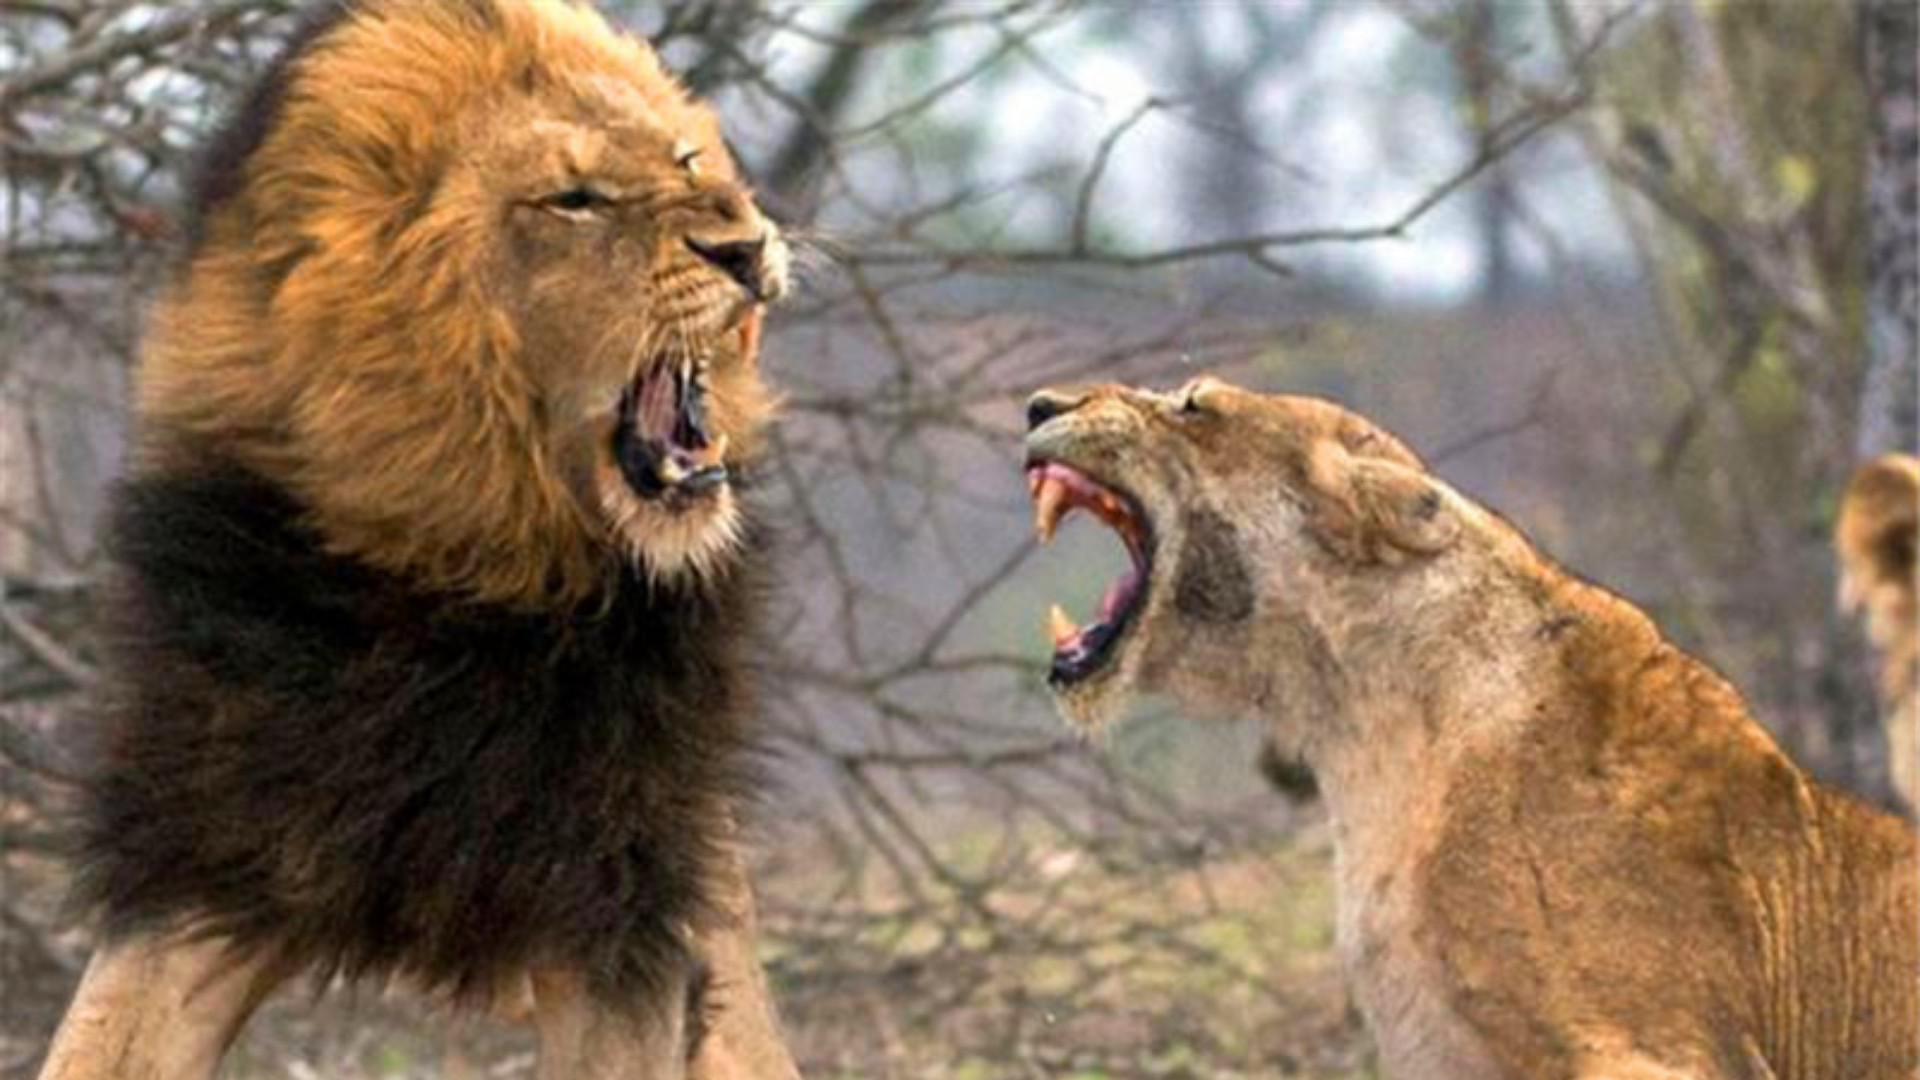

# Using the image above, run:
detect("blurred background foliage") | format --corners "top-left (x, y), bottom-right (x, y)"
top-left (2, 1), bottom-right (1913, 1077)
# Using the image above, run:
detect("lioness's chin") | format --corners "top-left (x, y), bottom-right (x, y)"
top-left (597, 466), bottom-right (744, 584)
top-left (1047, 644), bottom-right (1149, 735)
top-left (1050, 683), bottom-right (1126, 735)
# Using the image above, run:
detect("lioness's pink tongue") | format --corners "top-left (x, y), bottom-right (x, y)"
top-left (1099, 568), bottom-right (1142, 621)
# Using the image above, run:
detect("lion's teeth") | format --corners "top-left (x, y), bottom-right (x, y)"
top-left (1034, 476), bottom-right (1068, 544)
top-left (1048, 604), bottom-right (1078, 648)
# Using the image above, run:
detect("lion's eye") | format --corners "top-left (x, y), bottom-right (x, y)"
top-left (675, 145), bottom-right (704, 176)
top-left (539, 187), bottom-right (613, 217)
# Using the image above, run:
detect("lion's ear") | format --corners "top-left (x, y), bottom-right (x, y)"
top-left (1837, 455), bottom-right (1920, 620)
top-left (1305, 445), bottom-right (1459, 564)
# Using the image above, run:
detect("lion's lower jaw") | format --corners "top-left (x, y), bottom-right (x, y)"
top-left (598, 473), bottom-right (745, 586)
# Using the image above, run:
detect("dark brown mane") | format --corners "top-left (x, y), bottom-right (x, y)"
top-left (76, 456), bottom-right (766, 1000)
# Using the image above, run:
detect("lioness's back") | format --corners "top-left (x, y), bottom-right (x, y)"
top-left (1426, 589), bottom-right (1918, 1078)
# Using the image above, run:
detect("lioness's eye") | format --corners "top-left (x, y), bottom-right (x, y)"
top-left (539, 187), bottom-right (613, 216)
top-left (674, 143), bottom-right (704, 175)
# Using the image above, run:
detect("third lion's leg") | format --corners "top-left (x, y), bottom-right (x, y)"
top-left (37, 932), bottom-right (285, 1080)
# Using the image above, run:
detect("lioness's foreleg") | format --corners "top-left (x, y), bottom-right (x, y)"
top-left (37, 932), bottom-right (285, 1080)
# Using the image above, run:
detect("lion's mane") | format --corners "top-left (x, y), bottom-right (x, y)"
top-left (71, 0), bottom-right (775, 1004)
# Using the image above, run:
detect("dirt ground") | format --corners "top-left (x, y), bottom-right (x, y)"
top-left (2, 811), bottom-right (1369, 1080)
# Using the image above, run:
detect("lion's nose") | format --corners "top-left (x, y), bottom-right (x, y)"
top-left (1025, 389), bottom-right (1088, 431)
top-left (686, 234), bottom-right (773, 301)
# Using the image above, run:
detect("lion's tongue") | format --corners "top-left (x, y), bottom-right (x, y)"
top-left (618, 364), bottom-right (728, 495)
top-left (635, 365), bottom-right (679, 443)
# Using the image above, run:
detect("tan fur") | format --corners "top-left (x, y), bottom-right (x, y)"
top-left (38, 937), bottom-right (285, 1080)
top-left (1028, 379), bottom-right (1920, 1080)
top-left (1838, 454), bottom-right (1920, 811)
top-left (140, 0), bottom-right (787, 607)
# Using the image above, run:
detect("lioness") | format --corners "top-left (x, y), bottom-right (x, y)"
top-left (1024, 378), bottom-right (1919, 1080)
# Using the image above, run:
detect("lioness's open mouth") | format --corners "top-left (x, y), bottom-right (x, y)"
top-left (615, 356), bottom-right (729, 504)
top-left (1027, 460), bottom-right (1153, 686)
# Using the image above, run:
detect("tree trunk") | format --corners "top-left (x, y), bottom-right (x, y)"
top-left (1859, 0), bottom-right (1918, 458)
top-left (1459, 0), bottom-right (1517, 309)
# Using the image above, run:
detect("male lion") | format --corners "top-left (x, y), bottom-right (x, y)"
top-left (1837, 454), bottom-right (1919, 813)
top-left (41, 3), bottom-right (799, 1078)
top-left (1024, 378), bottom-right (1919, 1080)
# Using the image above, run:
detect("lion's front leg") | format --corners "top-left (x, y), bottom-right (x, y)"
top-left (37, 932), bottom-right (284, 1080)
top-left (532, 969), bottom-right (692, 1080)
top-left (687, 844), bottom-right (801, 1080)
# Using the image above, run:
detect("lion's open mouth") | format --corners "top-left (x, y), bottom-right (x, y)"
top-left (1027, 460), bottom-right (1153, 686)
top-left (615, 357), bottom-right (728, 503)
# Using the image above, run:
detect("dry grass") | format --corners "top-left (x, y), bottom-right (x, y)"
top-left (3, 805), bottom-right (1370, 1080)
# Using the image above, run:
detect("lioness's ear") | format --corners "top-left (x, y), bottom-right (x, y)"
top-left (1305, 445), bottom-right (1459, 564)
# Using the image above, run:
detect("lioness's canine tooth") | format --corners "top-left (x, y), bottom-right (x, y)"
top-left (1048, 604), bottom-right (1077, 648)
top-left (1035, 476), bottom-right (1068, 544)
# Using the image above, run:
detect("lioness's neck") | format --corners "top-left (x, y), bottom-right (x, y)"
top-left (1285, 538), bottom-right (1574, 792)
top-left (1273, 543), bottom-right (1564, 1080)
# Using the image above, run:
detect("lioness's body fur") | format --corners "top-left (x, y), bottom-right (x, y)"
top-left (1026, 380), bottom-right (1919, 1080)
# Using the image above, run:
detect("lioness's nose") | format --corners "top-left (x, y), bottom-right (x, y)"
top-left (687, 234), bottom-right (774, 301)
top-left (1026, 389), bottom-right (1087, 430)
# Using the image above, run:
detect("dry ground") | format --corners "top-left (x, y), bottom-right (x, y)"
top-left (2, 809), bottom-right (1368, 1080)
